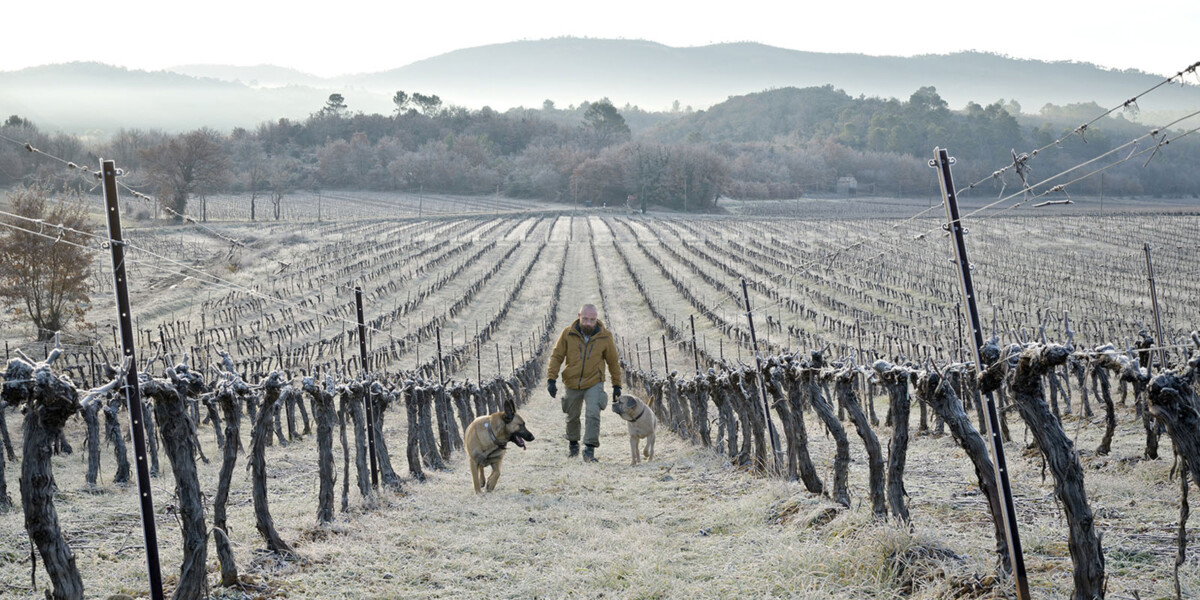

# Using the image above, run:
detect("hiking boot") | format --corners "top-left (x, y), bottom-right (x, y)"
top-left (568, 441), bottom-right (579, 457)
top-left (582, 445), bottom-right (598, 463)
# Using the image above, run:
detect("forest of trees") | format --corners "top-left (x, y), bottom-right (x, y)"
top-left (1, 84), bottom-right (1196, 216)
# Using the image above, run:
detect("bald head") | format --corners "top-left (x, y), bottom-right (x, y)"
top-left (579, 304), bottom-right (598, 330)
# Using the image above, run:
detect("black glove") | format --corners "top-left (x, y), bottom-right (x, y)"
top-left (547, 379), bottom-right (558, 398)
top-left (612, 386), bottom-right (622, 403)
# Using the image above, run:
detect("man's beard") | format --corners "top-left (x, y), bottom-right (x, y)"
top-left (581, 323), bottom-right (597, 335)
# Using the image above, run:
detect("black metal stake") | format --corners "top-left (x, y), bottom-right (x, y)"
top-left (355, 287), bottom-right (379, 487)
top-left (435, 328), bottom-right (445, 383)
top-left (956, 302), bottom-right (965, 363)
top-left (1143, 243), bottom-right (1168, 371)
top-left (690, 314), bottom-right (700, 373)
top-left (933, 147), bottom-right (1029, 600)
top-left (740, 278), bottom-right (783, 472)
top-left (101, 159), bottom-right (165, 600)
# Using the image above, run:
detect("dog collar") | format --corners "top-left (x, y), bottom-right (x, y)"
top-left (484, 421), bottom-right (506, 449)
top-left (629, 405), bottom-right (646, 423)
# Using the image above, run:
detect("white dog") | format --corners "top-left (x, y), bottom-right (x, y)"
top-left (612, 394), bottom-right (656, 465)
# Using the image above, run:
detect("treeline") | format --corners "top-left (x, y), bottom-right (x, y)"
top-left (659, 85), bottom-right (1200, 199)
top-left (1, 85), bottom-right (1195, 214)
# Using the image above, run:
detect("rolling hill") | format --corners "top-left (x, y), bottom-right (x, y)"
top-left (2, 38), bottom-right (1195, 135)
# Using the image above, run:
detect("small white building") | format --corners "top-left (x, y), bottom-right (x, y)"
top-left (836, 176), bottom-right (858, 196)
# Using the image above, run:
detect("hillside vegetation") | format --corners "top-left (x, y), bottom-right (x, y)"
top-left (2, 79), bottom-right (1196, 218)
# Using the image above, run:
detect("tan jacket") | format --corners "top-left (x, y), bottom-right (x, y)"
top-left (547, 319), bottom-right (622, 390)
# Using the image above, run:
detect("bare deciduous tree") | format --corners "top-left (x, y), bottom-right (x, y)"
top-left (267, 154), bottom-right (300, 221)
top-left (0, 185), bottom-right (93, 340)
top-left (141, 128), bottom-right (230, 218)
top-left (230, 133), bottom-right (268, 221)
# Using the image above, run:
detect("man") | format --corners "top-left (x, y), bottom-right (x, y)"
top-left (546, 304), bottom-right (622, 462)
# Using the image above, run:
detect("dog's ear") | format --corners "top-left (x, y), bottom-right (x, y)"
top-left (503, 398), bottom-right (515, 423)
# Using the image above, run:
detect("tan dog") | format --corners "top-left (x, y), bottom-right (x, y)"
top-left (464, 398), bottom-right (535, 493)
top-left (612, 394), bottom-right (656, 465)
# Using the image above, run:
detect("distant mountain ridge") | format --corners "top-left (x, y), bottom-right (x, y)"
top-left (2, 38), bottom-right (1196, 135)
top-left (167, 64), bottom-right (329, 88)
top-left (354, 39), bottom-right (1197, 115)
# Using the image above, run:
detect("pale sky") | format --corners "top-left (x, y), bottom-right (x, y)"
top-left (6, 1), bottom-right (1197, 78)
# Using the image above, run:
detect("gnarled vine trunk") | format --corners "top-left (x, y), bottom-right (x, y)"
top-left (81, 399), bottom-right (103, 488)
top-left (142, 401), bottom-right (160, 476)
top-left (404, 385), bottom-right (426, 482)
top-left (984, 344), bottom-right (1104, 600)
top-left (371, 388), bottom-right (402, 492)
top-left (212, 379), bottom-right (243, 587)
top-left (304, 377), bottom-right (338, 523)
top-left (780, 364), bottom-right (823, 494)
top-left (692, 377), bottom-right (712, 447)
top-left (707, 373), bottom-right (736, 459)
top-left (799, 362), bottom-right (850, 507)
top-left (762, 365), bottom-right (798, 479)
top-left (1091, 361), bottom-right (1116, 455)
top-left (5, 356), bottom-right (84, 600)
top-left (103, 399), bottom-right (130, 484)
top-left (344, 383), bottom-right (373, 502)
top-left (1148, 372), bottom-right (1200, 493)
top-left (248, 373), bottom-right (293, 554)
top-left (925, 370), bottom-right (1011, 572)
top-left (415, 386), bottom-right (445, 471)
top-left (835, 368), bottom-right (886, 519)
top-left (142, 376), bottom-right (208, 600)
top-left (0, 400), bottom-right (16, 461)
top-left (874, 361), bottom-right (911, 523)
top-left (339, 389), bottom-right (351, 511)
